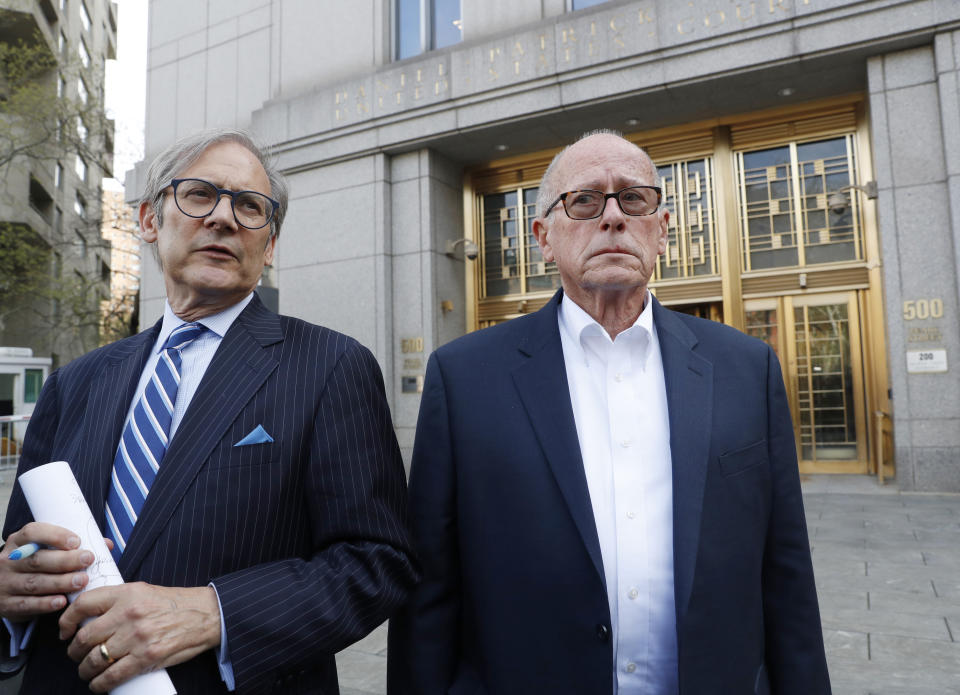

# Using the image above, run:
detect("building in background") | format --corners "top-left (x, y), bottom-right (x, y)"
top-left (0, 0), bottom-right (118, 366)
top-left (129, 0), bottom-right (960, 491)
top-left (99, 189), bottom-right (139, 341)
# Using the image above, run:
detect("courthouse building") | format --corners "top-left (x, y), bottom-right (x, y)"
top-left (129, 0), bottom-right (960, 490)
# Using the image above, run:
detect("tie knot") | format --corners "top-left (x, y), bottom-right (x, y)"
top-left (163, 322), bottom-right (205, 352)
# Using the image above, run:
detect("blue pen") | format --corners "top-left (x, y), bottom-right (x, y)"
top-left (8, 543), bottom-right (41, 561)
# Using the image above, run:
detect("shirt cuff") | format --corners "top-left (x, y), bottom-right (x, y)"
top-left (1, 618), bottom-right (35, 657)
top-left (208, 583), bottom-right (235, 691)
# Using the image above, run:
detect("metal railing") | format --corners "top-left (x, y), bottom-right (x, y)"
top-left (0, 415), bottom-right (30, 471)
top-left (874, 410), bottom-right (892, 485)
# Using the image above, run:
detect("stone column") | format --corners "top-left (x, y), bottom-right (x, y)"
top-left (389, 149), bottom-right (465, 465)
top-left (276, 152), bottom-right (395, 399)
top-left (868, 44), bottom-right (960, 491)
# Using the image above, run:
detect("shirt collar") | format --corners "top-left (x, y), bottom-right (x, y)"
top-left (559, 291), bottom-right (656, 346)
top-left (156, 292), bottom-right (255, 354)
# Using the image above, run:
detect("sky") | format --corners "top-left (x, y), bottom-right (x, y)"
top-left (103, 0), bottom-right (148, 193)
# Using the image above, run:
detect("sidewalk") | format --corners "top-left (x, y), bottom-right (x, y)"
top-left (803, 475), bottom-right (960, 695)
top-left (0, 474), bottom-right (957, 694)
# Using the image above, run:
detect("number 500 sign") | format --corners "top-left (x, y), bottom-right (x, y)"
top-left (903, 298), bottom-right (944, 320)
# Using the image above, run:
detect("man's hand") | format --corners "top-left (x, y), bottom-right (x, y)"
top-left (0, 522), bottom-right (95, 620)
top-left (59, 582), bottom-right (221, 693)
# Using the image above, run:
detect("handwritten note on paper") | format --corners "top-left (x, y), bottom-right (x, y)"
top-left (18, 461), bottom-right (177, 695)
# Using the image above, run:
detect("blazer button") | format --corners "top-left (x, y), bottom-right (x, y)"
top-left (596, 623), bottom-right (610, 643)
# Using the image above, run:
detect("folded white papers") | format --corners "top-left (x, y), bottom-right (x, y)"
top-left (18, 461), bottom-right (176, 695)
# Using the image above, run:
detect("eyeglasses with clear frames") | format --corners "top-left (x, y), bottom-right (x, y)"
top-left (170, 178), bottom-right (279, 230)
top-left (543, 186), bottom-right (662, 220)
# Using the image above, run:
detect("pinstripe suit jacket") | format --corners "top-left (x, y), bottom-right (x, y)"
top-left (2, 294), bottom-right (416, 694)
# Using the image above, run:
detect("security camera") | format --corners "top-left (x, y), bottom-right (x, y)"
top-left (827, 192), bottom-right (848, 215)
top-left (445, 238), bottom-right (478, 261)
top-left (463, 240), bottom-right (478, 260)
top-left (827, 181), bottom-right (878, 215)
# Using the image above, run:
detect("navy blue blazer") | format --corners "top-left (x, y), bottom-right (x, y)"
top-left (3, 294), bottom-right (416, 694)
top-left (388, 290), bottom-right (830, 695)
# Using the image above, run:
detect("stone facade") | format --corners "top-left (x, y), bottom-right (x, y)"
top-left (130, 0), bottom-right (960, 490)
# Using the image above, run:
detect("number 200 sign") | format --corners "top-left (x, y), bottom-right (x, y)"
top-left (902, 298), bottom-right (944, 321)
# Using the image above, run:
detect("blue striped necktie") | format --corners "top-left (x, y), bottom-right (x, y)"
top-left (105, 322), bottom-right (205, 562)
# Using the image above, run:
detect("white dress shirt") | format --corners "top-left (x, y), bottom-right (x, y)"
top-left (558, 293), bottom-right (679, 695)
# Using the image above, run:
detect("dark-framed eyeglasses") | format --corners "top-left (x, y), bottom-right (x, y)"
top-left (169, 178), bottom-right (279, 230)
top-left (543, 186), bottom-right (662, 220)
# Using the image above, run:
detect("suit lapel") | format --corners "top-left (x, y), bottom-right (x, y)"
top-left (511, 292), bottom-right (605, 584)
top-left (653, 300), bottom-right (713, 624)
top-left (80, 324), bottom-right (160, 525)
top-left (118, 296), bottom-right (284, 578)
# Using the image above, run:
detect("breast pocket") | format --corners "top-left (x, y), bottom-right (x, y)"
top-left (718, 439), bottom-right (767, 478)
top-left (207, 440), bottom-right (282, 470)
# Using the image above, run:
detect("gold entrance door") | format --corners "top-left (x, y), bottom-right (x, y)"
top-left (745, 292), bottom-right (868, 474)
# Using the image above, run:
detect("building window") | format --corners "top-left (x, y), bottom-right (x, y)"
top-left (80, 2), bottom-right (91, 31)
top-left (77, 78), bottom-right (88, 105)
top-left (74, 193), bottom-right (86, 218)
top-left (480, 186), bottom-right (558, 299)
top-left (656, 158), bottom-right (719, 280)
top-left (75, 230), bottom-right (87, 258)
top-left (78, 38), bottom-right (90, 68)
top-left (59, 30), bottom-right (68, 55)
top-left (55, 162), bottom-right (63, 189)
top-left (24, 369), bottom-right (44, 404)
top-left (39, 0), bottom-right (58, 26)
top-left (57, 74), bottom-right (66, 97)
top-left (395, 0), bottom-right (462, 60)
top-left (75, 155), bottom-right (86, 183)
top-left (735, 135), bottom-right (863, 271)
top-left (568, 0), bottom-right (609, 9)
top-left (76, 117), bottom-right (88, 142)
top-left (29, 177), bottom-right (54, 223)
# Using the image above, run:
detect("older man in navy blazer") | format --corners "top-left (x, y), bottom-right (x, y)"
top-left (0, 129), bottom-right (416, 693)
top-left (389, 131), bottom-right (830, 694)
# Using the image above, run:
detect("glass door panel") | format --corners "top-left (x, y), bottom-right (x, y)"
top-left (744, 293), bottom-right (868, 473)
top-left (793, 298), bottom-right (860, 462)
top-left (744, 297), bottom-right (781, 361)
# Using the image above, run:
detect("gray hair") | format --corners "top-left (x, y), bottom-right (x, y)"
top-left (140, 128), bottom-right (289, 239)
top-left (535, 129), bottom-right (661, 219)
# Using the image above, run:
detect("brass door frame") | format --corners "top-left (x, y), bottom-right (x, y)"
top-left (748, 291), bottom-right (869, 474)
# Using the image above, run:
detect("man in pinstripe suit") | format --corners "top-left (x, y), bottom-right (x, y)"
top-left (0, 129), bottom-right (416, 693)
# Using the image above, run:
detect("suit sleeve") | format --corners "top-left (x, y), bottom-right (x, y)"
top-left (212, 341), bottom-right (418, 692)
top-left (0, 370), bottom-right (62, 677)
top-left (387, 352), bottom-right (460, 694)
top-left (761, 347), bottom-right (831, 694)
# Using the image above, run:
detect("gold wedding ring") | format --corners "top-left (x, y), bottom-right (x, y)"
top-left (99, 642), bottom-right (115, 665)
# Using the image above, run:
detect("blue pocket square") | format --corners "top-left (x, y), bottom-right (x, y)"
top-left (234, 425), bottom-right (274, 447)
